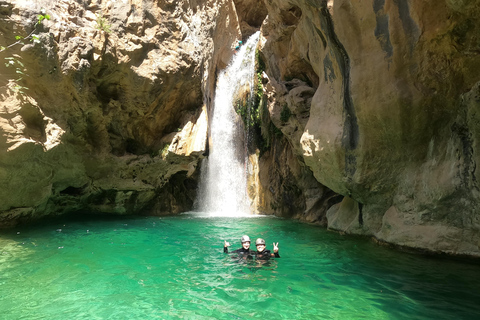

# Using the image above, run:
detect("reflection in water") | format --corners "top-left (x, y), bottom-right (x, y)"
top-left (225, 252), bottom-right (278, 274)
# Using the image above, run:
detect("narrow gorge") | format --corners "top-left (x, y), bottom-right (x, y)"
top-left (1, 0), bottom-right (480, 258)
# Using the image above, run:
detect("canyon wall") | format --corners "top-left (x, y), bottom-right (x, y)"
top-left (255, 0), bottom-right (480, 256)
top-left (0, 0), bottom-right (240, 226)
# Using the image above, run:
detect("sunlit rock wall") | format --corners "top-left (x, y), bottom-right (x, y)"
top-left (0, 0), bottom-right (240, 227)
top-left (257, 0), bottom-right (480, 256)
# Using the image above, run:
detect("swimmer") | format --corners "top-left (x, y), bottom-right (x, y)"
top-left (254, 238), bottom-right (280, 259)
top-left (224, 235), bottom-right (252, 254)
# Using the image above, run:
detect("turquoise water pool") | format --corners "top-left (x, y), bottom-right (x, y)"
top-left (0, 213), bottom-right (479, 319)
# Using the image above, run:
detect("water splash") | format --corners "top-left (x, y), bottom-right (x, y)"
top-left (198, 32), bottom-right (260, 216)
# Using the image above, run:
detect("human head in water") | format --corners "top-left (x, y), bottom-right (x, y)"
top-left (255, 238), bottom-right (266, 252)
top-left (241, 235), bottom-right (251, 250)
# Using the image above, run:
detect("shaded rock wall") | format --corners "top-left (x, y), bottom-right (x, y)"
top-left (257, 0), bottom-right (480, 256)
top-left (229, 0), bottom-right (336, 224)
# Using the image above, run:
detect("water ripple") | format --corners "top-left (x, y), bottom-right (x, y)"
top-left (0, 215), bottom-right (479, 319)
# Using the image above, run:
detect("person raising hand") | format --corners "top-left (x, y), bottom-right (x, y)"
top-left (224, 235), bottom-right (252, 254)
top-left (254, 238), bottom-right (280, 259)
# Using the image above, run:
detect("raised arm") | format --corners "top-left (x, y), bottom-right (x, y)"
top-left (272, 242), bottom-right (280, 258)
top-left (223, 240), bottom-right (231, 253)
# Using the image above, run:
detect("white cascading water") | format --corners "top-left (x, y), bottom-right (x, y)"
top-left (198, 31), bottom-right (260, 216)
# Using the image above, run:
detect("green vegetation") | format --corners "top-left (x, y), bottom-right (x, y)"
top-left (95, 14), bottom-right (111, 34)
top-left (256, 48), bottom-right (266, 75)
top-left (0, 11), bottom-right (49, 53)
top-left (160, 144), bottom-right (170, 159)
top-left (234, 48), bottom-right (284, 157)
top-left (3, 55), bottom-right (27, 93)
top-left (233, 71), bottom-right (263, 142)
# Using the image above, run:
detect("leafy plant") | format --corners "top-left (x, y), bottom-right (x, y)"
top-left (0, 10), bottom-right (49, 53)
top-left (233, 48), bottom-right (286, 157)
top-left (4, 56), bottom-right (27, 93)
top-left (160, 144), bottom-right (170, 159)
top-left (95, 14), bottom-right (111, 34)
top-left (37, 11), bottom-right (50, 25)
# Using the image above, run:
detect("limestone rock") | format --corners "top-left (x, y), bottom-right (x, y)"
top-left (233, 0), bottom-right (267, 39)
top-left (0, 0), bottom-right (239, 227)
top-left (259, 0), bottom-right (480, 256)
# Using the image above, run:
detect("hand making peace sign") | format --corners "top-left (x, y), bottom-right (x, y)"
top-left (273, 242), bottom-right (279, 253)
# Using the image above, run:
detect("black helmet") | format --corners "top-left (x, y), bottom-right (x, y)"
top-left (241, 235), bottom-right (250, 243)
top-left (255, 238), bottom-right (265, 246)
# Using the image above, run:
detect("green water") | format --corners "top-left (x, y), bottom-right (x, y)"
top-left (0, 213), bottom-right (479, 319)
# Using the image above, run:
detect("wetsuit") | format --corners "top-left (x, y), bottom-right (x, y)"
top-left (224, 247), bottom-right (252, 254)
top-left (254, 249), bottom-right (280, 260)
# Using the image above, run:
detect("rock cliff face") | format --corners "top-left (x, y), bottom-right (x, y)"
top-left (0, 0), bottom-right (240, 226)
top-left (255, 0), bottom-right (480, 256)
top-left (2, 0), bottom-right (480, 257)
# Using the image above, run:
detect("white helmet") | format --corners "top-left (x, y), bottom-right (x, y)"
top-left (241, 235), bottom-right (250, 243)
top-left (255, 238), bottom-right (265, 246)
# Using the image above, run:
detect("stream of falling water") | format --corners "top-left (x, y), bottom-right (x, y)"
top-left (198, 32), bottom-right (260, 216)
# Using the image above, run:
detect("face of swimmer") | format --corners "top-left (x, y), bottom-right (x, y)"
top-left (256, 243), bottom-right (266, 252)
top-left (242, 241), bottom-right (251, 250)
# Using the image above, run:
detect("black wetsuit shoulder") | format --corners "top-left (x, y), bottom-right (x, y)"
top-left (255, 250), bottom-right (280, 259)
top-left (233, 248), bottom-right (251, 254)
top-left (224, 247), bottom-right (252, 254)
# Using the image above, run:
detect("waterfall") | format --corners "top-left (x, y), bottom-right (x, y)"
top-left (198, 32), bottom-right (260, 216)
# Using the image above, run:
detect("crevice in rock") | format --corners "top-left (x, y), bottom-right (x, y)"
top-left (308, 189), bottom-right (344, 226)
top-left (59, 185), bottom-right (86, 196)
top-left (451, 120), bottom-right (479, 191)
top-left (314, 26), bottom-right (327, 49)
top-left (125, 138), bottom-right (147, 155)
top-left (150, 171), bottom-right (198, 215)
top-left (233, 0), bottom-right (268, 39)
top-left (284, 60), bottom-right (319, 90)
top-left (358, 202), bottom-right (364, 225)
top-left (279, 5), bottom-right (302, 26)
top-left (320, 6), bottom-right (359, 178)
top-left (392, 0), bottom-right (420, 54)
top-left (328, 193), bottom-right (344, 208)
top-left (96, 81), bottom-right (121, 103)
top-left (373, 0), bottom-right (393, 59)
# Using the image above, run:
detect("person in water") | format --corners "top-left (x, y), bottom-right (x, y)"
top-left (254, 238), bottom-right (280, 259)
top-left (224, 235), bottom-right (252, 254)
